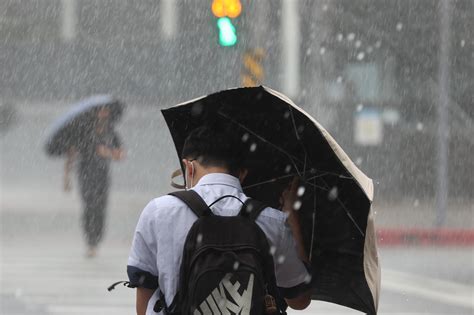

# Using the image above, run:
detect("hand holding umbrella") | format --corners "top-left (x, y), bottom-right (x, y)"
top-left (280, 177), bottom-right (309, 264)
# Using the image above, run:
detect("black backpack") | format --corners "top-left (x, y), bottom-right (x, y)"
top-left (155, 190), bottom-right (287, 315)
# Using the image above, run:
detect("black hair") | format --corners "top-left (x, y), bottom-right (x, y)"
top-left (181, 123), bottom-right (246, 174)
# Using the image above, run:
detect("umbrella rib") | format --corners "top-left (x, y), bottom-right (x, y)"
top-left (337, 198), bottom-right (365, 236)
top-left (217, 111), bottom-right (305, 176)
top-left (318, 177), bottom-right (365, 237)
top-left (306, 171), bottom-right (354, 181)
top-left (309, 182), bottom-right (317, 262)
top-left (288, 105), bottom-right (310, 176)
top-left (242, 174), bottom-right (299, 189)
top-left (300, 180), bottom-right (331, 192)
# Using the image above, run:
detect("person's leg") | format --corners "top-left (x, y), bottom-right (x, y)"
top-left (81, 174), bottom-right (109, 257)
top-left (80, 181), bottom-right (96, 253)
top-left (88, 181), bottom-right (108, 247)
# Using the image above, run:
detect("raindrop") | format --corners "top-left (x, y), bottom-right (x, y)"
top-left (336, 33), bottom-right (344, 41)
top-left (196, 233), bottom-right (203, 244)
top-left (277, 255), bottom-right (286, 264)
top-left (319, 47), bottom-right (326, 55)
top-left (355, 157), bottom-right (363, 165)
top-left (328, 186), bottom-right (338, 201)
top-left (233, 261), bottom-right (240, 270)
top-left (355, 40), bottom-right (362, 48)
top-left (269, 246), bottom-right (277, 255)
top-left (460, 40), bottom-right (465, 47)
top-left (297, 186), bottom-right (306, 197)
top-left (306, 48), bottom-right (312, 56)
top-left (416, 122), bottom-right (424, 131)
top-left (283, 111), bottom-right (291, 119)
top-left (297, 125), bottom-right (304, 133)
top-left (375, 40), bottom-right (382, 48)
top-left (356, 52), bottom-right (365, 61)
top-left (322, 4), bottom-right (328, 11)
top-left (249, 143), bottom-right (257, 152)
top-left (414, 199), bottom-right (420, 207)
top-left (15, 288), bottom-right (23, 298)
top-left (284, 165), bottom-right (292, 173)
top-left (347, 33), bottom-right (356, 41)
top-left (241, 133), bottom-right (249, 142)
top-left (336, 76), bottom-right (343, 83)
top-left (303, 274), bottom-right (312, 284)
top-left (396, 22), bottom-right (403, 31)
top-left (293, 200), bottom-right (302, 210)
top-left (191, 103), bottom-right (203, 116)
top-left (366, 46), bottom-right (373, 53)
top-left (356, 104), bottom-right (364, 112)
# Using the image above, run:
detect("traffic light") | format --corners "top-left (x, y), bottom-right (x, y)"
top-left (212, 0), bottom-right (241, 18)
top-left (217, 17), bottom-right (237, 46)
top-left (211, 0), bottom-right (241, 47)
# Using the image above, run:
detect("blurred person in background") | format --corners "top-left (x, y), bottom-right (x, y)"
top-left (64, 106), bottom-right (125, 257)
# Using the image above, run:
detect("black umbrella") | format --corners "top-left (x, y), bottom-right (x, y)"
top-left (45, 95), bottom-right (124, 156)
top-left (162, 86), bottom-right (380, 314)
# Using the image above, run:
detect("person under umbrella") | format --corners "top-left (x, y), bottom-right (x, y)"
top-left (162, 86), bottom-right (380, 314)
top-left (46, 95), bottom-right (125, 257)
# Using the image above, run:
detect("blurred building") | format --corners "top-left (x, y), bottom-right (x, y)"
top-left (1, 0), bottom-right (473, 201)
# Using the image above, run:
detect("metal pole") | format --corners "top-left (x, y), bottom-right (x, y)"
top-left (61, 0), bottom-right (77, 41)
top-left (281, 0), bottom-right (300, 98)
top-left (436, 0), bottom-right (451, 227)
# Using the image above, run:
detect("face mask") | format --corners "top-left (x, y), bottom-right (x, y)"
top-left (185, 161), bottom-right (195, 190)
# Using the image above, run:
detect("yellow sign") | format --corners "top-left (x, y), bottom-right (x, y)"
top-left (242, 48), bottom-right (265, 87)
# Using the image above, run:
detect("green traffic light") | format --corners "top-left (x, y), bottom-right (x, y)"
top-left (217, 17), bottom-right (237, 46)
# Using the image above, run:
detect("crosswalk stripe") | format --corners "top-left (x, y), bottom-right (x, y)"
top-left (1, 243), bottom-right (135, 315)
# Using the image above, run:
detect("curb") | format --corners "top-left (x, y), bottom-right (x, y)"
top-left (377, 228), bottom-right (474, 246)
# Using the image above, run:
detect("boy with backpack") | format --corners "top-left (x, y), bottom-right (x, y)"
top-left (127, 124), bottom-right (312, 314)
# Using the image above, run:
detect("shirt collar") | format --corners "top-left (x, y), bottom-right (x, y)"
top-left (194, 173), bottom-right (243, 192)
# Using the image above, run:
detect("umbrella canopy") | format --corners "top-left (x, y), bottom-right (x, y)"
top-left (162, 86), bottom-right (380, 314)
top-left (45, 95), bottom-right (124, 156)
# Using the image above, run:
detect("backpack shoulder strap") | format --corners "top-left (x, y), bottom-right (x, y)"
top-left (239, 198), bottom-right (267, 221)
top-left (168, 190), bottom-right (213, 218)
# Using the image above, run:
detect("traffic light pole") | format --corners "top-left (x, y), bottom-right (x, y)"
top-left (161, 0), bottom-right (178, 39)
top-left (61, 0), bottom-right (77, 41)
top-left (281, 0), bottom-right (300, 98)
top-left (436, 0), bottom-right (451, 227)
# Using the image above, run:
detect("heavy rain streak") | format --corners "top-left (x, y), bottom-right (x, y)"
top-left (1, 1), bottom-right (473, 315)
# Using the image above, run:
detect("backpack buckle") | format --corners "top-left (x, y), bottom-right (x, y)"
top-left (153, 298), bottom-right (164, 313)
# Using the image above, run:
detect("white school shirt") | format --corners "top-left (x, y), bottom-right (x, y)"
top-left (128, 173), bottom-right (309, 315)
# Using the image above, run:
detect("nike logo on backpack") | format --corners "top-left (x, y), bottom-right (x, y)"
top-left (194, 273), bottom-right (254, 315)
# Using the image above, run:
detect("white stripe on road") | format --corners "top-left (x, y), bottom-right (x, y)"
top-left (1, 246), bottom-right (134, 315)
top-left (382, 268), bottom-right (474, 309)
top-left (47, 305), bottom-right (132, 315)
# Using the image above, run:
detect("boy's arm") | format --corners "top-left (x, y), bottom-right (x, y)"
top-left (136, 288), bottom-right (154, 315)
top-left (280, 177), bottom-right (312, 310)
